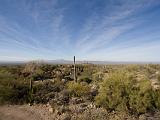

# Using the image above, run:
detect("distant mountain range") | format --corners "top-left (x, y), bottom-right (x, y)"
top-left (43, 60), bottom-right (160, 64)
top-left (0, 59), bottom-right (160, 65)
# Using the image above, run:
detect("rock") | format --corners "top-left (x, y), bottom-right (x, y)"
top-left (49, 107), bottom-right (54, 113)
top-left (62, 79), bottom-right (67, 83)
top-left (87, 103), bottom-right (96, 109)
top-left (90, 88), bottom-right (98, 96)
top-left (46, 102), bottom-right (50, 107)
top-left (54, 109), bottom-right (59, 115)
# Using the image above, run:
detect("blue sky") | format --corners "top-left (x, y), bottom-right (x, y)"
top-left (0, 0), bottom-right (160, 61)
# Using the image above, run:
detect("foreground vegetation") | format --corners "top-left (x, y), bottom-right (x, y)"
top-left (0, 62), bottom-right (160, 119)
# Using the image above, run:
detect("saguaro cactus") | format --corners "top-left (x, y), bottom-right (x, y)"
top-left (74, 56), bottom-right (76, 82)
top-left (29, 78), bottom-right (33, 105)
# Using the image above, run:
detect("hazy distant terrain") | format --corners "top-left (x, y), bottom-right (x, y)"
top-left (1, 60), bottom-right (160, 65)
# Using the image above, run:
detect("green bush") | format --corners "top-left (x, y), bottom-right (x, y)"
top-left (0, 85), bottom-right (13, 104)
top-left (95, 71), bottom-right (158, 114)
top-left (152, 90), bottom-right (160, 109)
top-left (95, 71), bottom-right (132, 111)
top-left (33, 80), bottom-right (64, 103)
top-left (66, 81), bottom-right (90, 97)
top-left (78, 76), bottom-right (92, 84)
top-left (0, 77), bottom-right (30, 104)
top-left (129, 80), bottom-right (153, 114)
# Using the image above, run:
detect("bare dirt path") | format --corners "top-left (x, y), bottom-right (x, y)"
top-left (0, 105), bottom-right (54, 120)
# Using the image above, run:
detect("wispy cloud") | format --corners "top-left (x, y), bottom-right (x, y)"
top-left (25, 0), bottom-right (71, 50)
top-left (0, 0), bottom-right (160, 61)
top-left (85, 40), bottom-right (160, 62)
top-left (75, 0), bottom-right (159, 54)
top-left (0, 0), bottom-right (71, 59)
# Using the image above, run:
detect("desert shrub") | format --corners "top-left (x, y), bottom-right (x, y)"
top-left (0, 74), bottom-right (30, 104)
top-left (66, 81), bottom-right (90, 97)
top-left (95, 71), bottom-right (157, 114)
top-left (92, 72), bottom-right (104, 83)
top-left (9, 83), bottom-right (30, 104)
top-left (31, 71), bottom-right (44, 81)
top-left (152, 90), bottom-right (160, 109)
top-left (129, 80), bottom-right (153, 114)
top-left (34, 80), bottom-right (64, 93)
top-left (78, 76), bottom-right (92, 84)
top-left (22, 62), bottom-right (54, 80)
top-left (126, 65), bottom-right (139, 72)
top-left (33, 80), bottom-right (64, 103)
top-left (40, 64), bottom-right (57, 72)
top-left (22, 62), bottom-right (38, 74)
top-left (158, 74), bottom-right (160, 82)
top-left (95, 71), bottom-right (133, 111)
top-left (0, 70), bottom-right (30, 104)
top-left (74, 108), bottom-right (109, 120)
top-left (0, 85), bottom-right (13, 104)
top-left (79, 65), bottom-right (93, 79)
top-left (145, 65), bottom-right (156, 75)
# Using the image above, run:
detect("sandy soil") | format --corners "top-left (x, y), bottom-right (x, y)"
top-left (0, 105), bottom-right (54, 120)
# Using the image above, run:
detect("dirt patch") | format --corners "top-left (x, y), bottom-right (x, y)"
top-left (0, 105), bottom-right (54, 120)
